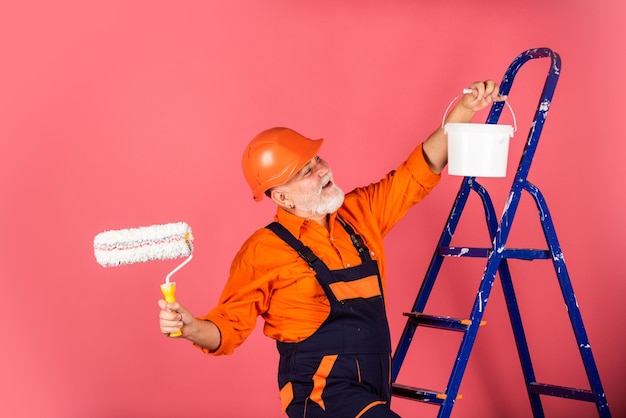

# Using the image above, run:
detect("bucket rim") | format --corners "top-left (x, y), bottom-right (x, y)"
top-left (442, 90), bottom-right (517, 132)
top-left (444, 122), bottom-right (515, 135)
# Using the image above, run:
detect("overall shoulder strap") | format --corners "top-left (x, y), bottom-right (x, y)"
top-left (336, 217), bottom-right (371, 262)
top-left (265, 222), bottom-right (321, 268)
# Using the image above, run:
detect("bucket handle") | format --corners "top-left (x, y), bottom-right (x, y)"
top-left (442, 88), bottom-right (517, 132)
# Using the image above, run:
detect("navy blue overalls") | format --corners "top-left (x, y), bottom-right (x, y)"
top-left (266, 219), bottom-right (401, 418)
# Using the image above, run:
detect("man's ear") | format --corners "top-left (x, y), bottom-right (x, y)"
top-left (270, 188), bottom-right (294, 209)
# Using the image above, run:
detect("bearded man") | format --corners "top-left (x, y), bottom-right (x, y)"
top-left (158, 81), bottom-right (504, 418)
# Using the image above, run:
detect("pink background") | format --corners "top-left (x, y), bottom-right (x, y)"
top-left (1, 1), bottom-right (624, 417)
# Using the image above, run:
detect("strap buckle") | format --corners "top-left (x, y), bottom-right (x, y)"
top-left (297, 246), bottom-right (319, 266)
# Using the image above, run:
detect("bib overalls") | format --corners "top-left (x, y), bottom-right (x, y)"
top-left (267, 220), bottom-right (401, 418)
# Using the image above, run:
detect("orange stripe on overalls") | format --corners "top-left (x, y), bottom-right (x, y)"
top-left (310, 354), bottom-right (338, 410)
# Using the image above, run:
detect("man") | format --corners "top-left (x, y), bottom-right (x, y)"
top-left (159, 81), bottom-right (504, 417)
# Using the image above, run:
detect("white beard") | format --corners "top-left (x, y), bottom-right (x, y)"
top-left (291, 174), bottom-right (345, 215)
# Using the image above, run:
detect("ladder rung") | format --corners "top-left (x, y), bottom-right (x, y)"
top-left (439, 246), bottom-right (550, 260)
top-left (530, 382), bottom-right (596, 402)
top-left (403, 312), bottom-right (486, 332)
top-left (392, 383), bottom-right (462, 404)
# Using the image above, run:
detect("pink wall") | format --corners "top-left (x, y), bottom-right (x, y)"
top-left (1, 1), bottom-right (624, 417)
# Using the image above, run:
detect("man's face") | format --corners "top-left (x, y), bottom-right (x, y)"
top-left (282, 156), bottom-right (344, 215)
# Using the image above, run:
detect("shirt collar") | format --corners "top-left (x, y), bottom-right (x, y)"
top-left (274, 207), bottom-right (339, 238)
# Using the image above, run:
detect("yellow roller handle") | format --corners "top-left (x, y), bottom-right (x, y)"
top-left (160, 282), bottom-right (182, 338)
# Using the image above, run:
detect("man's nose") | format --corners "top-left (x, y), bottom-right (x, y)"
top-left (315, 162), bottom-right (329, 177)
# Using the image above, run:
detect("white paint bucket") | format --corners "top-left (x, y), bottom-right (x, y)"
top-left (443, 94), bottom-right (516, 177)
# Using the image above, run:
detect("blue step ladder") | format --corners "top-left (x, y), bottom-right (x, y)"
top-left (391, 48), bottom-right (611, 418)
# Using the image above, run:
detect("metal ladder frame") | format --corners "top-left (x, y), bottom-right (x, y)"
top-left (391, 48), bottom-right (611, 418)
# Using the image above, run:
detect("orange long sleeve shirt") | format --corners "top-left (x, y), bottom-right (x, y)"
top-left (198, 143), bottom-right (440, 356)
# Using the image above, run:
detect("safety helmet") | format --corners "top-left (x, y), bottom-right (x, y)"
top-left (242, 127), bottom-right (324, 201)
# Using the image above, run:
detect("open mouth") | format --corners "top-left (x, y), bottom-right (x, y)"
top-left (318, 173), bottom-right (334, 195)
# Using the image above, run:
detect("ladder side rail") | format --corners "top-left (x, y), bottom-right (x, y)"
top-left (475, 178), bottom-right (546, 415)
top-left (484, 50), bottom-right (561, 416)
top-left (491, 49), bottom-right (560, 262)
top-left (488, 48), bottom-right (559, 115)
top-left (469, 179), bottom-right (500, 235)
top-left (392, 179), bottom-right (474, 380)
top-left (524, 181), bottom-right (611, 417)
top-left (498, 256), bottom-right (546, 417)
top-left (501, 47), bottom-right (610, 416)
top-left (439, 178), bottom-right (528, 417)
top-left (506, 50), bottom-right (561, 183)
top-left (393, 174), bottom-right (503, 381)
top-left (391, 179), bottom-right (502, 384)
top-left (485, 48), bottom-right (560, 185)
top-left (468, 48), bottom-right (559, 256)
top-left (438, 251), bottom-right (505, 418)
top-left (436, 182), bottom-right (505, 417)
top-left (484, 48), bottom-right (554, 124)
top-left (439, 49), bottom-right (561, 417)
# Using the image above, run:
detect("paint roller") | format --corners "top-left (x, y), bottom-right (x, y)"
top-left (93, 222), bottom-right (194, 337)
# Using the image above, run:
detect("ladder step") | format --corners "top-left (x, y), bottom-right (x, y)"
top-left (392, 383), bottom-right (462, 405)
top-left (403, 312), bottom-right (486, 332)
top-left (530, 382), bottom-right (596, 402)
top-left (439, 246), bottom-right (550, 260)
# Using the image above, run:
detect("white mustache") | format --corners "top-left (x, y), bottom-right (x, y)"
top-left (318, 173), bottom-right (334, 194)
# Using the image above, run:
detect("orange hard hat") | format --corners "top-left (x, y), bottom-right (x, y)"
top-left (242, 127), bottom-right (324, 201)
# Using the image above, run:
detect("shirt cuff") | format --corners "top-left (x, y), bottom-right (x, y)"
top-left (192, 315), bottom-right (229, 356)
